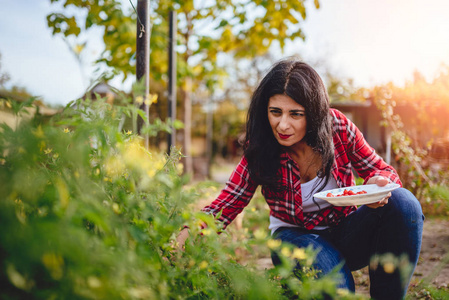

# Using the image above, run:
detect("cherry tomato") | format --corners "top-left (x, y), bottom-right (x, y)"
top-left (326, 189), bottom-right (367, 197)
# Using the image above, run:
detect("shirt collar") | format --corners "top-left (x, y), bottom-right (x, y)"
top-left (279, 149), bottom-right (294, 165)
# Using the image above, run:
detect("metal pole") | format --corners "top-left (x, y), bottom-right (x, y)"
top-left (167, 11), bottom-right (177, 152)
top-left (136, 0), bottom-right (150, 149)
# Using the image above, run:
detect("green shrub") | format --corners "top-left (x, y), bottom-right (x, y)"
top-left (0, 98), bottom-right (360, 299)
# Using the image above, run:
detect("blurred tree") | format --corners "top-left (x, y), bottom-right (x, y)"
top-left (47, 0), bottom-right (321, 173)
top-left (391, 67), bottom-right (449, 109)
top-left (0, 53), bottom-right (10, 87)
top-left (366, 65), bottom-right (449, 197)
top-left (326, 75), bottom-right (368, 103)
top-left (207, 54), bottom-right (278, 158)
top-left (388, 66), bottom-right (449, 140)
top-left (0, 52), bottom-right (34, 103)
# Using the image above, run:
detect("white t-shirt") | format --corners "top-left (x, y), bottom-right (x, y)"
top-left (268, 175), bottom-right (339, 235)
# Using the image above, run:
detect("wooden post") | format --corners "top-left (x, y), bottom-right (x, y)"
top-left (205, 98), bottom-right (213, 178)
top-left (184, 77), bottom-right (193, 175)
top-left (385, 127), bottom-right (391, 165)
top-left (167, 11), bottom-right (177, 152)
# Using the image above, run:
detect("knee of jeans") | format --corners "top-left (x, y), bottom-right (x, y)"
top-left (390, 188), bottom-right (424, 224)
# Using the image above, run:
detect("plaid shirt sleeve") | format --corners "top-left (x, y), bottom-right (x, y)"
top-left (331, 108), bottom-right (402, 186)
top-left (201, 156), bottom-right (258, 228)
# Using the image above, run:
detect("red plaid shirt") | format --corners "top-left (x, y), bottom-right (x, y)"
top-left (202, 109), bottom-right (402, 230)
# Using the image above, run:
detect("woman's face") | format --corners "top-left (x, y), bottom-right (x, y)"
top-left (268, 94), bottom-right (307, 148)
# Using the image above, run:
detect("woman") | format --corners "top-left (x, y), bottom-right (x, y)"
top-left (177, 58), bottom-right (423, 299)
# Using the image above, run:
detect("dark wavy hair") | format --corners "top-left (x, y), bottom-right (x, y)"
top-left (244, 58), bottom-right (335, 188)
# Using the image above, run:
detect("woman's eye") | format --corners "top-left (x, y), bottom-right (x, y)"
top-left (270, 110), bottom-right (281, 115)
top-left (291, 112), bottom-right (304, 117)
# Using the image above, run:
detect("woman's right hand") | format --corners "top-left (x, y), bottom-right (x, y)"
top-left (365, 176), bottom-right (391, 209)
top-left (176, 228), bottom-right (190, 251)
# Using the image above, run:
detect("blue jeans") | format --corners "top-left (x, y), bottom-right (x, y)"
top-left (271, 188), bottom-right (424, 300)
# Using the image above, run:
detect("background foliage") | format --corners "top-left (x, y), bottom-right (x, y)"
top-left (46, 0), bottom-right (321, 172)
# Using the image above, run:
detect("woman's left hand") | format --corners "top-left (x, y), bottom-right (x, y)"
top-left (365, 176), bottom-right (391, 209)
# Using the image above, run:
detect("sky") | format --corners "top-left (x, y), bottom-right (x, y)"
top-left (1, 0), bottom-right (449, 106)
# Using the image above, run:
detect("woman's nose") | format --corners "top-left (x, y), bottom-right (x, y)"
top-left (278, 115), bottom-right (290, 131)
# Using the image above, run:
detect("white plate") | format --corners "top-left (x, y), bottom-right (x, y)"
top-left (313, 183), bottom-right (401, 206)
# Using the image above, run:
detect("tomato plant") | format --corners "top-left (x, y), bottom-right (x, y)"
top-left (0, 97), bottom-right (360, 299)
